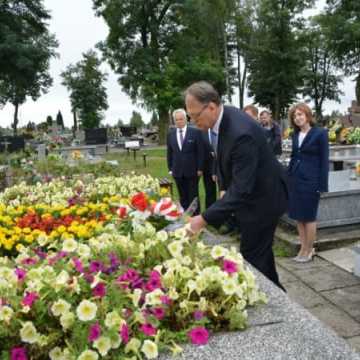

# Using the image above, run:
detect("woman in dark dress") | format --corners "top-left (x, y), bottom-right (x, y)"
top-left (287, 103), bottom-right (329, 262)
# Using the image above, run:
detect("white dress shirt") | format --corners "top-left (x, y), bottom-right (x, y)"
top-left (177, 125), bottom-right (187, 150)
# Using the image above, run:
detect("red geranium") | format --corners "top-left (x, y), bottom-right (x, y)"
top-left (130, 192), bottom-right (148, 212)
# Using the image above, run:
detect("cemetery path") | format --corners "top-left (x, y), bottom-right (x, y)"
top-left (201, 229), bottom-right (360, 353)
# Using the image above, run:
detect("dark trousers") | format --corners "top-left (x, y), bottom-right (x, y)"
top-left (174, 176), bottom-right (200, 215)
top-left (203, 170), bottom-right (217, 209)
top-left (239, 218), bottom-right (284, 291)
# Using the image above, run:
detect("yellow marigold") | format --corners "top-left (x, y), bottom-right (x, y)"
top-left (24, 234), bottom-right (34, 244)
top-left (14, 227), bottom-right (22, 235)
top-left (60, 209), bottom-right (70, 217)
top-left (22, 227), bottom-right (31, 234)
top-left (57, 225), bottom-right (66, 234)
top-left (49, 230), bottom-right (59, 239)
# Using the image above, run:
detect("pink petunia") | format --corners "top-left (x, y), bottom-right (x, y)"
top-left (160, 295), bottom-right (172, 306)
top-left (11, 347), bottom-right (27, 360)
top-left (120, 323), bottom-right (130, 344)
top-left (140, 323), bottom-right (157, 336)
top-left (21, 292), bottom-right (39, 307)
top-left (152, 307), bottom-right (165, 320)
top-left (222, 259), bottom-right (238, 274)
top-left (21, 258), bottom-right (38, 266)
top-left (89, 260), bottom-right (104, 273)
top-left (187, 326), bottom-right (209, 345)
top-left (92, 283), bottom-right (106, 298)
top-left (14, 268), bottom-right (27, 282)
top-left (72, 258), bottom-right (84, 273)
top-left (145, 278), bottom-right (162, 292)
top-left (88, 323), bottom-right (101, 342)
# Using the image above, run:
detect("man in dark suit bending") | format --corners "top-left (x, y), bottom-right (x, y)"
top-left (167, 109), bottom-right (204, 214)
top-left (185, 82), bottom-right (288, 290)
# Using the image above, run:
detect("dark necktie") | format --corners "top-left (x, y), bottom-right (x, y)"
top-left (210, 130), bottom-right (218, 153)
top-left (179, 129), bottom-right (184, 148)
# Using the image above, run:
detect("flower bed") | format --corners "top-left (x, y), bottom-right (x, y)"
top-left (0, 175), bottom-right (266, 359)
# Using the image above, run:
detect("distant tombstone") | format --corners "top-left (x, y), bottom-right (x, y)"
top-left (0, 136), bottom-right (25, 153)
top-left (75, 130), bottom-right (85, 143)
top-left (37, 144), bottom-right (47, 161)
top-left (120, 126), bottom-right (137, 137)
top-left (85, 128), bottom-right (107, 145)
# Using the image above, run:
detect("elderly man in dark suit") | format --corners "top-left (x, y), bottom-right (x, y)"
top-left (167, 109), bottom-right (204, 214)
top-left (185, 81), bottom-right (288, 289)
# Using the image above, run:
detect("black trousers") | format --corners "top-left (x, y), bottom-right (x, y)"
top-left (174, 176), bottom-right (200, 215)
top-left (239, 218), bottom-right (285, 291)
top-left (202, 170), bottom-right (217, 209)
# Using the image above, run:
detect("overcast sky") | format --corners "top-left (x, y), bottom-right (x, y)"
top-left (0, 0), bottom-right (356, 129)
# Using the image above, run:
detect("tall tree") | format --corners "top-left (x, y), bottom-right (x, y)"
top-left (246, 0), bottom-right (314, 121)
top-left (61, 50), bottom-right (108, 130)
top-left (92, 0), bottom-right (228, 143)
top-left (56, 110), bottom-right (64, 129)
top-left (0, 1), bottom-right (58, 135)
top-left (231, 0), bottom-right (257, 108)
top-left (46, 115), bottom-right (53, 127)
top-left (320, 0), bottom-right (360, 103)
top-left (129, 111), bottom-right (144, 129)
top-left (301, 19), bottom-right (343, 122)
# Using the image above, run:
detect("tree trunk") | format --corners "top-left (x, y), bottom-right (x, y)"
top-left (13, 103), bottom-right (19, 136)
top-left (73, 109), bottom-right (78, 137)
top-left (158, 107), bottom-right (169, 145)
top-left (356, 73), bottom-right (360, 105)
top-left (273, 96), bottom-right (281, 125)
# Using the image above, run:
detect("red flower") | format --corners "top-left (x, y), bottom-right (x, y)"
top-left (131, 192), bottom-right (148, 212)
top-left (117, 206), bottom-right (128, 218)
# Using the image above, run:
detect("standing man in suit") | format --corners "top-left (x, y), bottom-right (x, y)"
top-left (201, 130), bottom-right (217, 209)
top-left (167, 109), bottom-right (204, 214)
top-left (185, 81), bottom-right (288, 289)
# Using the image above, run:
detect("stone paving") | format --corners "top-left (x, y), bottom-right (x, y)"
top-left (201, 229), bottom-right (360, 353)
top-left (277, 255), bottom-right (360, 353)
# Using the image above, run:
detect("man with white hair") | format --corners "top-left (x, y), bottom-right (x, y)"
top-left (167, 108), bottom-right (204, 214)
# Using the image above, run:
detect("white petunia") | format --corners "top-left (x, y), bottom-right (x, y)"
top-left (49, 347), bottom-right (63, 360)
top-left (51, 299), bottom-right (72, 317)
top-left (141, 340), bottom-right (158, 359)
top-left (93, 336), bottom-right (112, 357)
top-left (105, 311), bottom-right (124, 329)
top-left (76, 300), bottom-right (97, 322)
top-left (211, 245), bottom-right (229, 259)
top-left (222, 277), bottom-right (238, 295)
top-left (156, 230), bottom-right (168, 242)
top-left (60, 311), bottom-right (75, 330)
top-left (0, 305), bottom-right (13, 322)
top-left (62, 238), bottom-right (78, 253)
top-left (77, 349), bottom-right (99, 360)
top-left (20, 321), bottom-right (39, 344)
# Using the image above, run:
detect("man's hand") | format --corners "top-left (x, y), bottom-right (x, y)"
top-left (168, 171), bottom-right (172, 176)
top-left (188, 215), bottom-right (207, 235)
top-left (197, 170), bottom-right (203, 177)
top-left (212, 175), bottom-right (217, 182)
top-left (219, 190), bottom-right (226, 198)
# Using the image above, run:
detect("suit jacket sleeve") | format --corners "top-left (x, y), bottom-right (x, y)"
top-left (202, 135), bottom-right (258, 225)
top-left (319, 129), bottom-right (329, 192)
top-left (166, 132), bottom-right (173, 172)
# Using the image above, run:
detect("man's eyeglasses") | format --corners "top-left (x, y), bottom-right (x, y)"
top-left (187, 104), bottom-right (209, 120)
